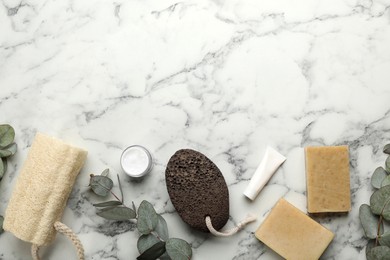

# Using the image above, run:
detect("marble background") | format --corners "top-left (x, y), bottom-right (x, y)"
top-left (1, 0), bottom-right (390, 259)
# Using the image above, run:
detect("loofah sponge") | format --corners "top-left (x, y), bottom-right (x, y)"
top-left (4, 133), bottom-right (87, 249)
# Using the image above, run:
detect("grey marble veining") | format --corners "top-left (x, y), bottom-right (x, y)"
top-left (1, 0), bottom-right (390, 259)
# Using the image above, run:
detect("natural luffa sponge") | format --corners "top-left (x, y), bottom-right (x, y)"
top-left (4, 133), bottom-right (87, 246)
top-left (165, 149), bottom-right (229, 232)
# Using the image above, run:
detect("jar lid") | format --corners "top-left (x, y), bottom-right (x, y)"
top-left (120, 145), bottom-right (153, 178)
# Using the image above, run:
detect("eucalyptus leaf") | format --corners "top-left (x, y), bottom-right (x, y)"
top-left (0, 149), bottom-right (12, 158)
top-left (386, 156), bottom-right (390, 172)
top-left (2, 158), bottom-right (7, 175)
top-left (370, 185), bottom-right (390, 220)
top-left (366, 239), bottom-right (376, 257)
top-left (90, 175), bottom-right (113, 197)
top-left (97, 206), bottom-right (136, 220)
top-left (101, 168), bottom-right (109, 177)
top-left (0, 125), bottom-right (15, 148)
top-left (137, 241), bottom-right (166, 260)
top-left (384, 144), bottom-right (390, 155)
top-left (137, 200), bottom-right (158, 235)
top-left (4, 143), bottom-right (17, 156)
top-left (382, 175), bottom-right (390, 188)
top-left (0, 215), bottom-right (4, 234)
top-left (137, 233), bottom-right (171, 260)
top-left (155, 215), bottom-right (169, 241)
top-left (367, 246), bottom-right (390, 260)
top-left (132, 201), bottom-right (137, 213)
top-left (360, 204), bottom-right (383, 239)
top-left (0, 158), bottom-right (4, 179)
top-left (137, 234), bottom-right (159, 254)
top-left (93, 201), bottom-right (122, 207)
top-left (166, 238), bottom-right (192, 260)
top-left (159, 252), bottom-right (171, 260)
top-left (379, 232), bottom-right (390, 247)
top-left (372, 167), bottom-right (388, 189)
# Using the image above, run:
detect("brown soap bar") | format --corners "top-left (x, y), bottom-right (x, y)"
top-left (305, 145), bottom-right (351, 213)
top-left (165, 149), bottom-right (229, 232)
top-left (255, 199), bottom-right (334, 260)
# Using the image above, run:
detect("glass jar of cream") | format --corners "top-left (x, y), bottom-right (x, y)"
top-left (120, 145), bottom-right (153, 178)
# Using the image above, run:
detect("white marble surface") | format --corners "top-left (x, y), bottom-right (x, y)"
top-left (1, 0), bottom-right (390, 259)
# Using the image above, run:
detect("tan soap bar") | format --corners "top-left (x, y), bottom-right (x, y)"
top-left (305, 145), bottom-right (351, 213)
top-left (4, 133), bottom-right (87, 246)
top-left (255, 199), bottom-right (334, 260)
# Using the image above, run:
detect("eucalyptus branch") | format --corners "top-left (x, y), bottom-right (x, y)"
top-left (89, 170), bottom-right (193, 259)
top-left (376, 215), bottom-right (383, 246)
top-left (359, 143), bottom-right (390, 258)
top-left (0, 124), bottom-right (18, 235)
top-left (151, 231), bottom-right (164, 242)
top-left (117, 174), bottom-right (124, 204)
top-left (110, 190), bottom-right (123, 204)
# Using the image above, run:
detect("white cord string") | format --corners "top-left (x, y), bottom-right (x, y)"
top-left (31, 221), bottom-right (84, 260)
top-left (205, 214), bottom-right (257, 237)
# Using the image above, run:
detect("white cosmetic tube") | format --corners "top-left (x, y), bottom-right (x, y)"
top-left (243, 146), bottom-right (286, 200)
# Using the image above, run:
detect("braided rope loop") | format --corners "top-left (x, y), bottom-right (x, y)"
top-left (205, 214), bottom-right (257, 237)
top-left (31, 221), bottom-right (84, 260)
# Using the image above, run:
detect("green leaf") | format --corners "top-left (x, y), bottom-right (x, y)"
top-left (384, 144), bottom-right (390, 155)
top-left (0, 149), bottom-right (12, 158)
top-left (138, 234), bottom-right (170, 260)
top-left (360, 204), bottom-right (383, 239)
top-left (386, 156), bottom-right (390, 172)
top-left (367, 246), bottom-right (390, 260)
top-left (4, 143), bottom-right (17, 156)
top-left (372, 167), bottom-right (388, 189)
top-left (137, 200), bottom-right (158, 235)
top-left (0, 158), bottom-right (5, 180)
top-left (0, 215), bottom-right (4, 234)
top-left (155, 215), bottom-right (169, 241)
top-left (166, 238), bottom-right (192, 260)
top-left (89, 175), bottom-right (113, 197)
top-left (137, 234), bottom-right (159, 254)
top-left (379, 232), bottom-right (390, 247)
top-left (0, 125), bottom-right (15, 148)
top-left (382, 175), bottom-right (390, 188)
top-left (366, 239), bottom-right (376, 257)
top-left (137, 241), bottom-right (166, 260)
top-left (0, 143), bottom-right (17, 158)
top-left (370, 185), bottom-right (390, 221)
top-left (159, 253), bottom-right (171, 260)
top-left (97, 206), bottom-right (136, 220)
top-left (132, 201), bottom-right (137, 213)
top-left (93, 201), bottom-right (122, 207)
top-left (101, 168), bottom-right (110, 176)
top-left (2, 158), bottom-right (7, 175)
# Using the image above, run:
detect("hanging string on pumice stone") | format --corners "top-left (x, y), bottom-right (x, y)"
top-left (165, 149), bottom-right (256, 236)
top-left (205, 214), bottom-right (257, 237)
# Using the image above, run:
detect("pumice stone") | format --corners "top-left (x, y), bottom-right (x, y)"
top-left (165, 149), bottom-right (229, 232)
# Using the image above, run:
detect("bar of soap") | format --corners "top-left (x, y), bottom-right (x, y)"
top-left (255, 199), bottom-right (334, 260)
top-left (305, 145), bottom-right (351, 213)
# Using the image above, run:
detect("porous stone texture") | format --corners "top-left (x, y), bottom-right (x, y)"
top-left (165, 149), bottom-right (229, 232)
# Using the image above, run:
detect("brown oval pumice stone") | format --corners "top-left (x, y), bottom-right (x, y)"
top-left (165, 149), bottom-right (229, 232)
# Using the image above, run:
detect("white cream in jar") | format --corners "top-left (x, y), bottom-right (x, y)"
top-left (120, 145), bottom-right (153, 178)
